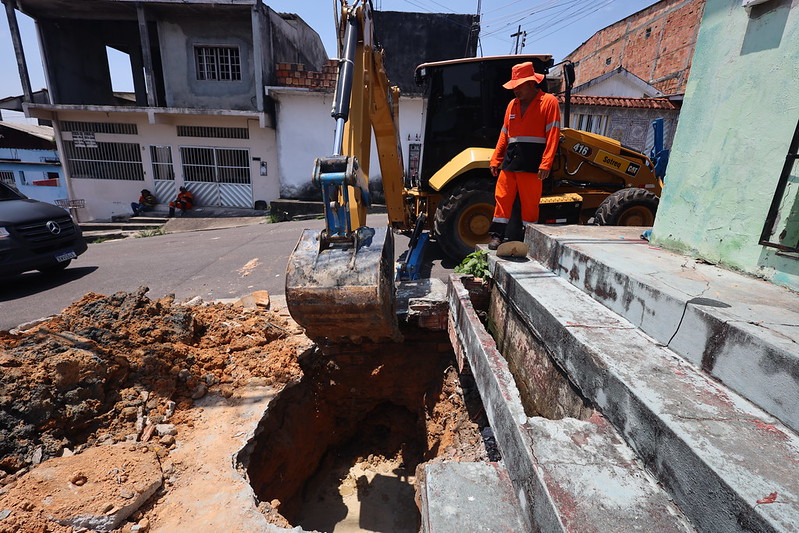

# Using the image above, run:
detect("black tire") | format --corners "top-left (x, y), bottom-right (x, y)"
top-left (593, 188), bottom-right (659, 226)
top-left (434, 175), bottom-right (496, 262)
top-left (37, 260), bottom-right (71, 274)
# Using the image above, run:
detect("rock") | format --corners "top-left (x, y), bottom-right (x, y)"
top-left (31, 446), bottom-right (43, 465)
top-left (191, 383), bottom-right (207, 400)
top-left (183, 296), bottom-right (204, 307)
top-left (220, 385), bottom-right (234, 398)
top-left (159, 435), bottom-right (175, 447)
top-left (0, 509), bottom-right (11, 520)
top-left (155, 424), bottom-right (177, 437)
top-left (202, 373), bottom-right (218, 386)
top-left (132, 517), bottom-right (150, 532)
top-left (252, 290), bottom-right (271, 309)
top-left (119, 489), bottom-right (135, 499)
top-left (120, 407), bottom-right (138, 421)
top-left (164, 401), bottom-right (176, 419)
top-left (71, 474), bottom-right (88, 486)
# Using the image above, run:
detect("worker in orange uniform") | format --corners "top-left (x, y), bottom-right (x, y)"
top-left (168, 186), bottom-right (194, 217)
top-left (488, 61), bottom-right (561, 250)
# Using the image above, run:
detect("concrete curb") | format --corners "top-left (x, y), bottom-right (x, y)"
top-left (525, 225), bottom-right (799, 434)
top-left (447, 275), bottom-right (693, 532)
top-left (489, 255), bottom-right (799, 532)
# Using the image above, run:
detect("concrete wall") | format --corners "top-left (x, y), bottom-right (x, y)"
top-left (158, 17), bottom-right (255, 110)
top-left (50, 110), bottom-right (278, 221)
top-left (271, 89), bottom-right (424, 201)
top-left (652, 0), bottom-right (799, 290)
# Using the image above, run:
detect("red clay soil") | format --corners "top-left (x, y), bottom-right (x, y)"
top-left (0, 287), bottom-right (490, 533)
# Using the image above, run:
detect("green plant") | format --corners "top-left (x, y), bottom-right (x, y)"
top-left (454, 250), bottom-right (491, 279)
top-left (135, 227), bottom-right (167, 238)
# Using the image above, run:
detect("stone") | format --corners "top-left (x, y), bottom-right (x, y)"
top-left (155, 424), bottom-right (177, 437)
top-left (159, 435), bottom-right (175, 447)
top-left (191, 383), bottom-right (207, 400)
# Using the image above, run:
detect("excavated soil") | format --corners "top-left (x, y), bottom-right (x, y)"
top-left (0, 287), bottom-right (494, 533)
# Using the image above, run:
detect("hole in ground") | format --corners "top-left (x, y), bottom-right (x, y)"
top-left (239, 324), bottom-right (495, 532)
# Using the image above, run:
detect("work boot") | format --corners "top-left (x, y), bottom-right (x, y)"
top-left (488, 235), bottom-right (502, 250)
top-left (168, 206), bottom-right (175, 218)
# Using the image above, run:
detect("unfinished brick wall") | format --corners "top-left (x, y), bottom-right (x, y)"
top-left (275, 60), bottom-right (338, 90)
top-left (566, 0), bottom-right (705, 96)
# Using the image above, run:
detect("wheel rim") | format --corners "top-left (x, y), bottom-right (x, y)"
top-left (457, 203), bottom-right (493, 248)
top-left (617, 205), bottom-right (655, 226)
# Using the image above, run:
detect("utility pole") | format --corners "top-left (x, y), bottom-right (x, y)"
top-left (511, 25), bottom-right (526, 54)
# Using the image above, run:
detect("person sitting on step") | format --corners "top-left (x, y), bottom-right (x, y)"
top-left (168, 186), bottom-right (194, 217)
top-left (131, 189), bottom-right (157, 217)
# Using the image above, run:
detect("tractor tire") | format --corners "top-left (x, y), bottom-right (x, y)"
top-left (434, 176), bottom-right (496, 262)
top-left (593, 188), bottom-right (659, 226)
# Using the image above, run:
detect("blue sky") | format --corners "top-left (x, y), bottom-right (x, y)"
top-left (0, 0), bottom-right (658, 107)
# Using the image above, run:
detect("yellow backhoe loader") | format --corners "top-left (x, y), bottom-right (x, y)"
top-left (286, 0), bottom-right (664, 343)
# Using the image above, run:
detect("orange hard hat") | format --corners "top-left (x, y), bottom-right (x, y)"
top-left (503, 62), bottom-right (545, 90)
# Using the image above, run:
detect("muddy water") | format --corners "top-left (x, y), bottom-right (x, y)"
top-left (241, 325), bottom-right (493, 532)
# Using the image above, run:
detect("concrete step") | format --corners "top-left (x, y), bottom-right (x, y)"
top-left (418, 462), bottom-right (527, 533)
top-left (447, 276), bottom-right (696, 532)
top-left (524, 225), bottom-right (799, 434)
top-left (80, 221), bottom-right (165, 232)
top-left (479, 252), bottom-right (799, 532)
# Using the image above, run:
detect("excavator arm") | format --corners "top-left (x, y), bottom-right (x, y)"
top-left (285, 1), bottom-right (409, 343)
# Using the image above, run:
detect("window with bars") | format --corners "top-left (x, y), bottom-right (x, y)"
top-left (575, 113), bottom-right (608, 135)
top-left (61, 121), bottom-right (138, 135)
top-left (195, 46), bottom-right (241, 81)
top-left (0, 171), bottom-right (15, 188)
top-left (180, 147), bottom-right (250, 184)
top-left (176, 125), bottom-right (249, 139)
top-left (64, 141), bottom-right (144, 181)
top-left (760, 119), bottom-right (799, 254)
top-left (150, 146), bottom-right (175, 180)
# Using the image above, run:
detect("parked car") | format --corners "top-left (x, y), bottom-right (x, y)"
top-left (0, 182), bottom-right (88, 276)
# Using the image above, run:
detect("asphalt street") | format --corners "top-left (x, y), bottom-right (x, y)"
top-left (0, 215), bottom-right (455, 330)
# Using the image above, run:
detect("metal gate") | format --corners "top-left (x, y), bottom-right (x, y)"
top-left (179, 146), bottom-right (252, 208)
top-left (150, 145), bottom-right (176, 205)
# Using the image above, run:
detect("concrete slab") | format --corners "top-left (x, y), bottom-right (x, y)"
top-left (419, 462), bottom-right (527, 533)
top-left (488, 255), bottom-right (799, 532)
top-left (447, 276), bottom-right (694, 533)
top-left (523, 225), bottom-right (799, 433)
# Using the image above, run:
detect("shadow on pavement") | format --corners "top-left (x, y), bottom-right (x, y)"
top-left (0, 266), bottom-right (99, 302)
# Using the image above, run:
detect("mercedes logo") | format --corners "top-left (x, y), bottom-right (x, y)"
top-left (46, 221), bottom-right (61, 235)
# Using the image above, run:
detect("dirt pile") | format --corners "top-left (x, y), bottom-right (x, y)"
top-left (0, 287), bottom-right (305, 532)
top-left (0, 286), bottom-right (494, 532)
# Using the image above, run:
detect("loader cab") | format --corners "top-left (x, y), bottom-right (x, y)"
top-left (414, 55), bottom-right (554, 191)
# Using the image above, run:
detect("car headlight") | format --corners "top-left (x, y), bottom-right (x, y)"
top-left (0, 227), bottom-right (9, 239)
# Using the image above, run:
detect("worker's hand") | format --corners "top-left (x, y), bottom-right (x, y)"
top-left (490, 165), bottom-right (499, 178)
top-left (538, 168), bottom-right (550, 181)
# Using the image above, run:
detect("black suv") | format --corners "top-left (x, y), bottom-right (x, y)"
top-left (0, 182), bottom-right (88, 276)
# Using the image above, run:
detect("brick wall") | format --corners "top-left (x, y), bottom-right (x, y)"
top-left (566, 0), bottom-right (705, 96)
top-left (275, 60), bottom-right (338, 90)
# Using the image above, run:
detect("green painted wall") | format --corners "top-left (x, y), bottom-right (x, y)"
top-left (652, 0), bottom-right (799, 290)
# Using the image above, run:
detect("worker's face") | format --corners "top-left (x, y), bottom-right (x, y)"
top-left (514, 81), bottom-right (538, 104)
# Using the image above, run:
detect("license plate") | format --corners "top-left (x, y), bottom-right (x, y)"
top-left (55, 251), bottom-right (77, 263)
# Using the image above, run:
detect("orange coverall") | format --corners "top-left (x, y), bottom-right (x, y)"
top-left (490, 90), bottom-right (561, 231)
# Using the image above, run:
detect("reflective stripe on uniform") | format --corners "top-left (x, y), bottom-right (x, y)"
top-left (501, 126), bottom-right (508, 134)
top-left (545, 120), bottom-right (560, 132)
top-left (492, 217), bottom-right (509, 223)
top-left (508, 136), bottom-right (546, 144)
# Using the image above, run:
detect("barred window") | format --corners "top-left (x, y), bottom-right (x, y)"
top-left (64, 141), bottom-right (144, 181)
top-left (0, 171), bottom-right (15, 188)
top-left (575, 113), bottom-right (608, 136)
top-left (177, 125), bottom-right (249, 139)
top-left (150, 146), bottom-right (175, 180)
top-left (61, 121), bottom-right (138, 135)
top-left (195, 46), bottom-right (241, 81)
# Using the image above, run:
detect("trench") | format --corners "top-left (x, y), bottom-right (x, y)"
top-left (239, 323), bottom-right (496, 532)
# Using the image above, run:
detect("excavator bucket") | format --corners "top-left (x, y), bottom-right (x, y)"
top-left (285, 226), bottom-right (401, 344)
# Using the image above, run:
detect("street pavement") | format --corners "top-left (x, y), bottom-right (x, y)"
top-left (0, 215), bottom-right (455, 331)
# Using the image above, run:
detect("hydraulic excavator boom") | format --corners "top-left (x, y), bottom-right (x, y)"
top-left (285, 1), bottom-right (407, 343)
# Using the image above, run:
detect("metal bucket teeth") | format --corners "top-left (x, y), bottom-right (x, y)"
top-left (285, 226), bottom-right (401, 343)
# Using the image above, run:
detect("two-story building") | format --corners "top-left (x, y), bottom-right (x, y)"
top-left (3, 0), bottom-right (327, 221)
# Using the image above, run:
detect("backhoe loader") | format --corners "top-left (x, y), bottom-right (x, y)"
top-left (285, 0), bottom-right (664, 343)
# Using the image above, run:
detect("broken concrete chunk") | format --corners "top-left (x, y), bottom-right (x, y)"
top-left (155, 424), bottom-right (177, 437)
top-left (4, 445), bottom-right (162, 532)
top-left (191, 383), bottom-right (208, 399)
